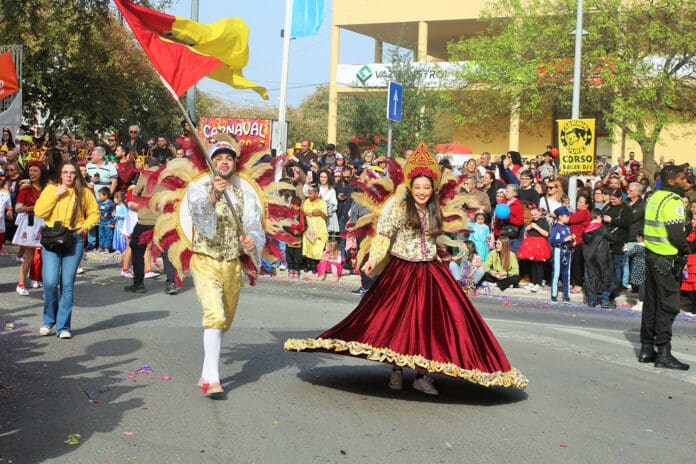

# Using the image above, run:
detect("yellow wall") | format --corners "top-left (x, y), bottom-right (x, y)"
top-left (333, 0), bottom-right (485, 24)
top-left (331, 0), bottom-right (695, 167)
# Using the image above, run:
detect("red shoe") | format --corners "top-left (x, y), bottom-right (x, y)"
top-left (200, 381), bottom-right (224, 396)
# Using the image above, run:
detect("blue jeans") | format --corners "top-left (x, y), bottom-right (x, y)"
top-left (87, 227), bottom-right (97, 249)
top-left (622, 243), bottom-right (636, 287)
top-left (551, 247), bottom-right (572, 299)
top-left (42, 232), bottom-right (84, 334)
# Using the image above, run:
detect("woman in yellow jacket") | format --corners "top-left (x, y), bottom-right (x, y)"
top-left (301, 184), bottom-right (328, 273)
top-left (34, 160), bottom-right (99, 339)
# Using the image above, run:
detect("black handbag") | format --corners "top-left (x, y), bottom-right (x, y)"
top-left (41, 221), bottom-right (74, 252)
top-left (40, 193), bottom-right (77, 253)
top-left (500, 223), bottom-right (520, 238)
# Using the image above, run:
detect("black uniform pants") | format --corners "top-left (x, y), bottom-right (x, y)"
top-left (640, 251), bottom-right (681, 345)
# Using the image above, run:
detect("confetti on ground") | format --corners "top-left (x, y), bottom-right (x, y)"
top-left (83, 364), bottom-right (171, 402)
top-left (560, 444), bottom-right (568, 448)
top-left (64, 433), bottom-right (81, 445)
top-left (123, 432), bottom-right (134, 436)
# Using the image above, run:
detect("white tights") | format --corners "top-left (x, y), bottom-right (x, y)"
top-left (201, 328), bottom-right (222, 384)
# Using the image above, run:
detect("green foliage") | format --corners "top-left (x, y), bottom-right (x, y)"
top-left (0, 0), bottom-right (182, 140)
top-left (447, 0), bottom-right (696, 174)
top-left (336, 48), bottom-right (445, 156)
top-left (287, 85), bottom-right (329, 148)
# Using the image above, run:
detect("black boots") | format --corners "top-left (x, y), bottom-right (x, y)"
top-left (638, 344), bottom-right (657, 363)
top-left (654, 343), bottom-right (690, 370)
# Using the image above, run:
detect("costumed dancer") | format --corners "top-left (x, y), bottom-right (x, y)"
top-left (187, 140), bottom-right (264, 396)
top-left (285, 143), bottom-right (528, 394)
top-left (150, 133), bottom-right (296, 396)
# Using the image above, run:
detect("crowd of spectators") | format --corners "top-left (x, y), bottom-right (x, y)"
top-left (2, 128), bottom-right (696, 312)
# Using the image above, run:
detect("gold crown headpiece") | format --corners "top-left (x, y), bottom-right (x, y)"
top-left (403, 142), bottom-right (441, 189)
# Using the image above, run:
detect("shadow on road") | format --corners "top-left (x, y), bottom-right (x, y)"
top-left (244, 330), bottom-right (528, 405)
top-left (0, 326), bottom-right (149, 463)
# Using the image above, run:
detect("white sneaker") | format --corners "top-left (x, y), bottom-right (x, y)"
top-left (16, 285), bottom-right (30, 296)
top-left (530, 284), bottom-right (539, 293)
top-left (278, 263), bottom-right (288, 271)
top-left (58, 330), bottom-right (72, 339)
top-left (388, 370), bottom-right (403, 390)
top-left (39, 325), bottom-right (52, 336)
top-left (144, 271), bottom-right (160, 279)
top-left (413, 376), bottom-right (439, 395)
top-left (30, 280), bottom-right (42, 288)
top-left (76, 266), bottom-right (84, 274)
top-left (121, 270), bottom-right (134, 278)
top-left (631, 301), bottom-right (643, 312)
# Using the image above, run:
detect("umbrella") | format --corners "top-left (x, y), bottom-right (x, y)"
top-left (434, 143), bottom-right (473, 155)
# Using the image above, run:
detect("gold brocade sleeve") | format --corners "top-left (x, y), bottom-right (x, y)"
top-left (367, 234), bottom-right (391, 265)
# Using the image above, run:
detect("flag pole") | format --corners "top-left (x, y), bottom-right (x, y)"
top-left (277, 0), bottom-right (293, 157)
top-left (162, 77), bottom-right (245, 233)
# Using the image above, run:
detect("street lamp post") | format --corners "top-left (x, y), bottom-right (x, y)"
top-left (568, 0), bottom-right (585, 210)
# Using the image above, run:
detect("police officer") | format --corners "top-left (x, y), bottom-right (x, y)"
top-left (639, 164), bottom-right (693, 370)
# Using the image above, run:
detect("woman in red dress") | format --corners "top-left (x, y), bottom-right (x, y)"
top-left (285, 144), bottom-right (528, 395)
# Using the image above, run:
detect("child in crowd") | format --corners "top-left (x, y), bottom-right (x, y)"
top-left (112, 191), bottom-right (128, 254)
top-left (120, 187), bottom-right (139, 278)
top-left (285, 196), bottom-right (304, 278)
top-left (302, 184), bottom-right (328, 273)
top-left (317, 238), bottom-right (343, 282)
top-left (97, 187), bottom-right (114, 253)
top-left (582, 209), bottom-right (617, 308)
top-left (469, 211), bottom-right (491, 262)
top-left (450, 240), bottom-right (485, 291)
top-left (549, 206), bottom-right (575, 303)
top-left (517, 206), bottom-right (551, 292)
top-left (680, 215), bottom-right (696, 312)
top-left (625, 231), bottom-right (646, 311)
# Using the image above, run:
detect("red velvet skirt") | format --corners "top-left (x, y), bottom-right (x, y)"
top-left (516, 236), bottom-right (551, 261)
top-left (681, 254), bottom-right (696, 292)
top-left (285, 257), bottom-right (528, 388)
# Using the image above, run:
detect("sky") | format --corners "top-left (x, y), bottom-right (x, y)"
top-left (170, 0), bottom-right (375, 108)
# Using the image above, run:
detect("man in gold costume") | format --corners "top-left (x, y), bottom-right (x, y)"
top-left (187, 140), bottom-right (264, 396)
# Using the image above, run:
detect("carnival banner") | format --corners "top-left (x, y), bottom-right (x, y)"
top-left (557, 118), bottom-right (595, 174)
top-left (198, 117), bottom-right (272, 147)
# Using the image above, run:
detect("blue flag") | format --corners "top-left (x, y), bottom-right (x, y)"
top-left (291, 0), bottom-right (325, 38)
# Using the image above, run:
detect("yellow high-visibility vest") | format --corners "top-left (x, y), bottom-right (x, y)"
top-left (643, 189), bottom-right (685, 256)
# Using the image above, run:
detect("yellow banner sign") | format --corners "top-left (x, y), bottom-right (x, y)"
top-left (557, 119), bottom-right (595, 174)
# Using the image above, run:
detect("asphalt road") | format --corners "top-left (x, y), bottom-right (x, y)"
top-left (1, 252), bottom-right (696, 463)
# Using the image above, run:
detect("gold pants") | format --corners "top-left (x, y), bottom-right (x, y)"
top-left (190, 254), bottom-right (242, 332)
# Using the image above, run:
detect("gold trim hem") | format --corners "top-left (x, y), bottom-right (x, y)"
top-left (284, 337), bottom-right (528, 389)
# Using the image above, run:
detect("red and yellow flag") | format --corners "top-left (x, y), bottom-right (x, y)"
top-left (0, 52), bottom-right (20, 99)
top-left (114, 0), bottom-right (267, 99)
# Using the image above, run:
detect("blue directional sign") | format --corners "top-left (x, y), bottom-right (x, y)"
top-left (387, 81), bottom-right (403, 122)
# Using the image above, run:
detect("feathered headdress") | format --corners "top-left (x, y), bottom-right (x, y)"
top-left (403, 142), bottom-right (441, 189)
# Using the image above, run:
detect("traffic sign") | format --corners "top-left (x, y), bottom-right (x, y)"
top-left (387, 81), bottom-right (402, 122)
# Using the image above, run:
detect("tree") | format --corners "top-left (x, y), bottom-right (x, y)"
top-left (337, 47), bottom-right (445, 157)
top-left (0, 1), bottom-right (181, 139)
top-left (447, 0), bottom-right (696, 178)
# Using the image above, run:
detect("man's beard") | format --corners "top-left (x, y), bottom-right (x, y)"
top-left (218, 169), bottom-right (234, 180)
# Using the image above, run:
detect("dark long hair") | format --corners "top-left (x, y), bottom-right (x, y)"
top-left (54, 160), bottom-right (90, 225)
top-left (404, 174), bottom-right (443, 237)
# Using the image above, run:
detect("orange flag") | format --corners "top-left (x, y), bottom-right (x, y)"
top-left (114, 0), bottom-right (267, 99)
top-left (0, 52), bottom-right (20, 99)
